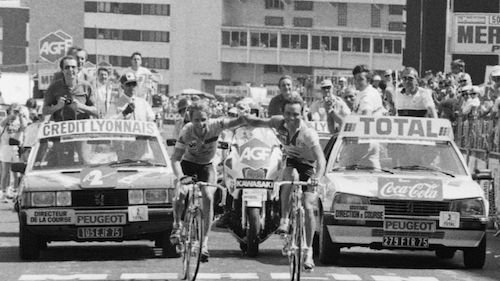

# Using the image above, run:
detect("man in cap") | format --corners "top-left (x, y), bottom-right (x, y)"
top-left (110, 72), bottom-right (154, 121)
top-left (174, 98), bottom-right (192, 138)
top-left (337, 77), bottom-right (348, 96)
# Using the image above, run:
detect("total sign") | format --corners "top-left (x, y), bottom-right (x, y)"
top-left (39, 30), bottom-right (73, 64)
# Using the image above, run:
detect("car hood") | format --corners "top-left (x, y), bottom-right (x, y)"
top-left (22, 168), bottom-right (175, 191)
top-left (321, 171), bottom-right (484, 212)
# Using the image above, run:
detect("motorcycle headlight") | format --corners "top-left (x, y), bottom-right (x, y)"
top-left (243, 168), bottom-right (267, 179)
top-left (128, 190), bottom-right (144, 204)
top-left (56, 191), bottom-right (72, 206)
top-left (144, 189), bottom-right (168, 204)
top-left (450, 198), bottom-right (485, 217)
top-left (333, 193), bottom-right (370, 206)
top-left (32, 192), bottom-right (56, 207)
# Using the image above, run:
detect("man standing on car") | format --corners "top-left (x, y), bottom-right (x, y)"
top-left (110, 72), bottom-right (155, 122)
top-left (43, 56), bottom-right (97, 122)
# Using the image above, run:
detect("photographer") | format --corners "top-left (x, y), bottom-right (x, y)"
top-left (109, 72), bottom-right (154, 121)
top-left (309, 79), bottom-right (350, 134)
top-left (42, 56), bottom-right (98, 121)
top-left (0, 103), bottom-right (28, 203)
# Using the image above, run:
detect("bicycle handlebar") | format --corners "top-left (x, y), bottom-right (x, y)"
top-left (179, 175), bottom-right (226, 190)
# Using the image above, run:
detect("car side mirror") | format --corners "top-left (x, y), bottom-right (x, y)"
top-left (11, 162), bottom-right (26, 173)
top-left (472, 168), bottom-right (492, 181)
top-left (218, 141), bottom-right (229, 150)
top-left (166, 139), bottom-right (177, 146)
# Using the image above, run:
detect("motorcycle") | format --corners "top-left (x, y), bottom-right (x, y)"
top-left (218, 126), bottom-right (283, 257)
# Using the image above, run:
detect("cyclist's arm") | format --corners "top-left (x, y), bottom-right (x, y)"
top-left (222, 115), bottom-right (247, 129)
top-left (311, 144), bottom-right (326, 179)
top-left (170, 147), bottom-right (185, 179)
top-left (245, 115), bottom-right (282, 128)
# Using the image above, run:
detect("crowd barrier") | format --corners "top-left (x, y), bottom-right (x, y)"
top-left (456, 116), bottom-right (500, 219)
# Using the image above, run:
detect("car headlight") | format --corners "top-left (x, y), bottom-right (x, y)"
top-left (144, 189), bottom-right (168, 204)
top-left (450, 198), bottom-right (485, 217)
top-left (56, 191), bottom-right (72, 206)
top-left (32, 192), bottom-right (56, 207)
top-left (128, 190), bottom-right (144, 204)
top-left (333, 192), bottom-right (370, 206)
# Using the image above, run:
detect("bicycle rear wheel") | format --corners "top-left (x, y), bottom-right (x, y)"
top-left (289, 208), bottom-right (304, 281)
top-left (182, 207), bottom-right (204, 281)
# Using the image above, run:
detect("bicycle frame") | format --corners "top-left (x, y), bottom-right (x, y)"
top-left (274, 180), bottom-right (310, 281)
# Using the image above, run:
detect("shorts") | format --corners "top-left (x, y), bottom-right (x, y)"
top-left (180, 160), bottom-right (215, 183)
top-left (286, 158), bottom-right (315, 192)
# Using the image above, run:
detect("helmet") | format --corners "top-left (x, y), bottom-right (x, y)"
top-left (177, 98), bottom-right (191, 113)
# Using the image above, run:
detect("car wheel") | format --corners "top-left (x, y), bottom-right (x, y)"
top-left (463, 236), bottom-right (486, 269)
top-left (19, 220), bottom-right (41, 260)
top-left (318, 219), bottom-right (340, 265)
top-left (435, 248), bottom-right (455, 259)
top-left (159, 231), bottom-right (180, 258)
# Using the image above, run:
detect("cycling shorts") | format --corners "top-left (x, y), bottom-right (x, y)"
top-left (181, 160), bottom-right (214, 183)
top-left (286, 157), bottom-right (316, 192)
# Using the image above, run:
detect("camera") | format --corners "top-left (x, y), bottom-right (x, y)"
top-left (64, 96), bottom-right (73, 105)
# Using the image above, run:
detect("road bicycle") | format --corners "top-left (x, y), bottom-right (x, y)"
top-left (175, 176), bottom-right (225, 281)
top-left (273, 180), bottom-right (316, 281)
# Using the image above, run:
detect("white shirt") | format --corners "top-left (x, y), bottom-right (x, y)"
top-left (353, 85), bottom-right (384, 116)
top-left (395, 87), bottom-right (435, 111)
top-left (110, 93), bottom-right (155, 121)
top-left (95, 82), bottom-right (115, 118)
top-left (461, 97), bottom-right (480, 115)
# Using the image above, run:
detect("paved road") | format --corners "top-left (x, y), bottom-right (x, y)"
top-left (1, 201), bottom-right (500, 281)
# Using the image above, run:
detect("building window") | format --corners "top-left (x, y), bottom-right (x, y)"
top-left (97, 2), bottom-right (110, 12)
top-left (292, 66), bottom-right (312, 74)
top-left (87, 28), bottom-right (168, 43)
top-left (311, 35), bottom-right (339, 51)
top-left (84, 27), bottom-right (97, 39)
top-left (265, 16), bottom-right (284, 26)
top-left (264, 65), bottom-right (280, 73)
top-left (143, 4), bottom-right (170, 16)
top-left (248, 32), bottom-right (277, 48)
top-left (265, 0), bottom-right (284, 10)
top-left (84, 1), bottom-right (97, 12)
top-left (373, 38), bottom-right (402, 54)
top-left (337, 3), bottom-right (347, 26)
top-left (282, 33), bottom-right (308, 49)
top-left (142, 31), bottom-right (169, 42)
top-left (389, 5), bottom-right (404, 15)
top-left (121, 3), bottom-right (141, 15)
top-left (342, 37), bottom-right (351, 51)
top-left (388, 22), bottom-right (405, 32)
top-left (293, 17), bottom-right (313, 28)
top-left (294, 1), bottom-right (313, 11)
top-left (221, 31), bottom-right (247, 47)
top-left (371, 4), bottom-right (381, 28)
top-left (342, 37), bottom-right (370, 53)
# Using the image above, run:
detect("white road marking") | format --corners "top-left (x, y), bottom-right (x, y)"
top-left (372, 276), bottom-right (439, 281)
top-left (270, 273), bottom-right (291, 279)
top-left (222, 273), bottom-right (259, 279)
top-left (330, 273), bottom-right (362, 280)
top-left (19, 274), bottom-right (108, 281)
top-left (120, 273), bottom-right (178, 280)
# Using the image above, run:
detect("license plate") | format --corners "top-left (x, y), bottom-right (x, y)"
top-left (77, 227), bottom-right (123, 239)
top-left (382, 236), bottom-right (429, 248)
top-left (236, 179), bottom-right (274, 189)
top-left (242, 189), bottom-right (267, 201)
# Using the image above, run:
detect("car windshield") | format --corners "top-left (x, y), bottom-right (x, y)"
top-left (32, 133), bottom-right (167, 170)
top-left (330, 138), bottom-right (467, 176)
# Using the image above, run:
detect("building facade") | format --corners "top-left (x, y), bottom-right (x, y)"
top-left (171, 0), bottom-right (406, 96)
top-left (0, 5), bottom-right (29, 73)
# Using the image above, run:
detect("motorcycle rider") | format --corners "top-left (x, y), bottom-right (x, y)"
top-left (170, 101), bottom-right (246, 262)
top-left (244, 93), bottom-right (326, 270)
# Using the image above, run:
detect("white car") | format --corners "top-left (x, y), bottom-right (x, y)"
top-left (318, 115), bottom-right (489, 268)
top-left (15, 119), bottom-right (177, 260)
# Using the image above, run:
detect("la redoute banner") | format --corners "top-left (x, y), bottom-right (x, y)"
top-left (452, 13), bottom-right (500, 54)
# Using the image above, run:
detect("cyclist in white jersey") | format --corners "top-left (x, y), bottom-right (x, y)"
top-left (170, 101), bottom-right (246, 262)
top-left (244, 94), bottom-right (326, 270)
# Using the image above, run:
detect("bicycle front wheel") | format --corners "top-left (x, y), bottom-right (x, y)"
top-left (182, 207), bottom-right (204, 281)
top-left (289, 208), bottom-right (304, 281)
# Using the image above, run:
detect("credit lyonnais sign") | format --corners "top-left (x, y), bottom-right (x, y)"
top-left (452, 13), bottom-right (500, 53)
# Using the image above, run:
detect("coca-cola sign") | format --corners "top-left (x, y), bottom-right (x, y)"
top-left (377, 178), bottom-right (443, 201)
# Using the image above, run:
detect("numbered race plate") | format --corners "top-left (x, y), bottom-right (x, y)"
top-left (235, 179), bottom-right (274, 189)
top-left (382, 236), bottom-right (429, 248)
top-left (80, 166), bottom-right (118, 188)
top-left (77, 227), bottom-right (123, 239)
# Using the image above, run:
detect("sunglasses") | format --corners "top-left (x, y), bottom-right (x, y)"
top-left (492, 76), bottom-right (500, 81)
top-left (459, 79), bottom-right (467, 83)
top-left (402, 76), bottom-right (415, 81)
top-left (344, 95), bottom-right (355, 99)
top-left (321, 86), bottom-right (332, 90)
top-left (64, 65), bottom-right (77, 70)
top-left (228, 112), bottom-right (238, 118)
top-left (125, 82), bottom-right (137, 87)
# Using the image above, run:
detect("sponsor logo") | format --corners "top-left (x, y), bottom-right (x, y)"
top-left (39, 30), bottom-right (73, 63)
top-left (378, 178), bottom-right (443, 201)
top-left (384, 220), bottom-right (436, 232)
top-left (238, 138), bottom-right (272, 168)
top-left (236, 178), bottom-right (274, 189)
